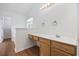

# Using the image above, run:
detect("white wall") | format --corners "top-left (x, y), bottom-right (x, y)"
top-left (0, 19), bottom-right (3, 43)
top-left (77, 4), bottom-right (79, 56)
top-left (29, 3), bottom-right (78, 40)
top-left (14, 28), bottom-right (34, 52)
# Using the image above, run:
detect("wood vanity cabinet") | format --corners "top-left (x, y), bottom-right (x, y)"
top-left (39, 37), bottom-right (51, 56)
top-left (51, 41), bottom-right (76, 56)
top-left (28, 34), bottom-right (77, 56)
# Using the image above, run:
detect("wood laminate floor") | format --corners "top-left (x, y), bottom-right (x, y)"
top-left (0, 39), bottom-right (15, 56)
top-left (0, 39), bottom-right (39, 56)
top-left (16, 46), bottom-right (39, 56)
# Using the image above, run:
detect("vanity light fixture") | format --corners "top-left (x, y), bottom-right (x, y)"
top-left (40, 3), bottom-right (54, 10)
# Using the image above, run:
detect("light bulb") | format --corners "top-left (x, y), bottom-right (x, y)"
top-left (40, 8), bottom-right (42, 10)
top-left (47, 3), bottom-right (50, 6)
top-left (42, 6), bottom-right (44, 9)
top-left (44, 4), bottom-right (47, 8)
top-left (40, 3), bottom-right (54, 10)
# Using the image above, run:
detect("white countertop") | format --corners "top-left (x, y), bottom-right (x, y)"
top-left (29, 33), bottom-right (77, 46)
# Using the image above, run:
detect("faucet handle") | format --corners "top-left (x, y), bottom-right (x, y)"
top-left (56, 35), bottom-right (60, 38)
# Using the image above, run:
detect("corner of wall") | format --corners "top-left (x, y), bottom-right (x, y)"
top-left (15, 44), bottom-right (35, 53)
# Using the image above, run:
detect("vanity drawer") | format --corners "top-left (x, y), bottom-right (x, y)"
top-left (39, 37), bottom-right (50, 46)
top-left (54, 48), bottom-right (72, 56)
top-left (51, 41), bottom-right (76, 55)
top-left (32, 36), bottom-right (39, 41)
top-left (40, 41), bottom-right (50, 47)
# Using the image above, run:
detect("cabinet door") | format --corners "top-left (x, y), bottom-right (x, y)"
top-left (54, 48), bottom-right (72, 56)
top-left (51, 47), bottom-right (54, 56)
top-left (40, 42), bottom-right (50, 56)
top-left (39, 38), bottom-right (50, 56)
top-left (40, 46), bottom-right (50, 56)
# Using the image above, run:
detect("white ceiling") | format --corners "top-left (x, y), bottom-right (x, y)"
top-left (0, 3), bottom-right (34, 16)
